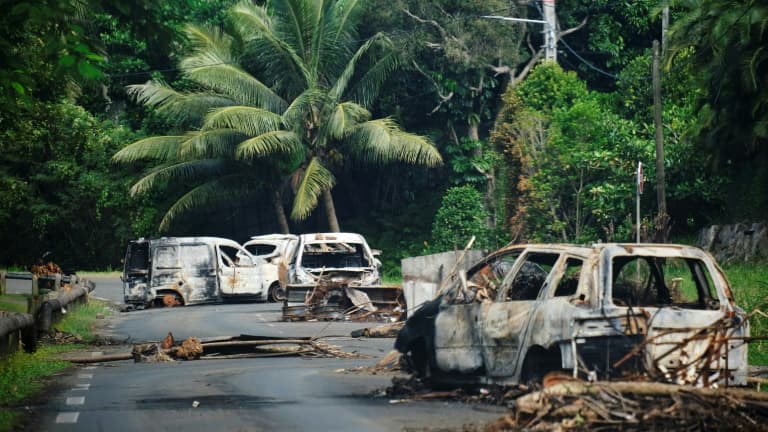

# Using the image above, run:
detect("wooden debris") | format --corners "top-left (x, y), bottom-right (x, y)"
top-left (160, 332), bottom-right (175, 349)
top-left (175, 337), bottom-right (203, 359)
top-left (351, 321), bottom-right (404, 338)
top-left (64, 334), bottom-right (368, 363)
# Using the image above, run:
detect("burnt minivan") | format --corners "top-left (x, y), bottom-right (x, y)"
top-left (396, 243), bottom-right (749, 388)
top-left (122, 236), bottom-right (271, 308)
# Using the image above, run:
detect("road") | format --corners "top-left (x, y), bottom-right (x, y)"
top-left (24, 277), bottom-right (506, 431)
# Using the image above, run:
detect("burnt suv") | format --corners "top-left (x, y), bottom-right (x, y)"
top-left (395, 243), bottom-right (748, 387)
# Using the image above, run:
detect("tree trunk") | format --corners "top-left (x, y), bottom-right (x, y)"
top-left (468, 122), bottom-right (480, 142)
top-left (322, 189), bottom-right (340, 232)
top-left (272, 189), bottom-right (290, 234)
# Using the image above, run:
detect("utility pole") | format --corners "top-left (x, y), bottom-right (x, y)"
top-left (542, 0), bottom-right (557, 62)
top-left (652, 40), bottom-right (669, 242)
top-left (484, 1), bottom-right (558, 63)
top-left (661, 6), bottom-right (670, 56)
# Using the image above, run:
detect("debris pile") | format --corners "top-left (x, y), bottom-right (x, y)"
top-left (381, 376), bottom-right (529, 407)
top-left (487, 380), bottom-right (768, 431)
top-left (379, 374), bottom-right (768, 430)
top-left (66, 334), bottom-right (370, 364)
top-left (29, 261), bottom-right (63, 277)
top-left (283, 279), bottom-right (404, 322)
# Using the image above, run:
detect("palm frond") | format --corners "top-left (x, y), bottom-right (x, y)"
top-left (272, 0), bottom-right (314, 60)
top-left (112, 136), bottom-right (185, 164)
top-left (325, 101), bottom-right (370, 139)
top-left (330, 0), bottom-right (360, 44)
top-left (126, 81), bottom-right (234, 124)
top-left (129, 159), bottom-right (228, 196)
top-left (158, 175), bottom-right (256, 231)
top-left (347, 48), bottom-right (400, 108)
top-left (203, 106), bottom-right (284, 136)
top-left (181, 53), bottom-right (287, 112)
top-left (180, 129), bottom-right (245, 159)
top-left (291, 157), bottom-right (335, 220)
top-left (236, 130), bottom-right (302, 160)
top-left (230, 1), bottom-right (312, 88)
top-left (281, 88), bottom-right (329, 130)
top-left (328, 34), bottom-right (380, 102)
top-left (346, 118), bottom-right (442, 166)
top-left (183, 24), bottom-right (233, 61)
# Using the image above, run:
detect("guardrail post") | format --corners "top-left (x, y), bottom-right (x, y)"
top-left (0, 270), bottom-right (6, 295)
top-left (54, 273), bottom-right (61, 290)
top-left (28, 275), bottom-right (39, 314)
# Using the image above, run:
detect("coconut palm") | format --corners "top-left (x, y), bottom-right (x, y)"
top-left (113, 0), bottom-right (442, 232)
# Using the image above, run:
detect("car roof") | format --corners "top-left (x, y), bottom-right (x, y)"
top-left (299, 232), bottom-right (366, 243)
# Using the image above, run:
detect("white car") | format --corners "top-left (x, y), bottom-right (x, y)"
top-left (241, 234), bottom-right (298, 302)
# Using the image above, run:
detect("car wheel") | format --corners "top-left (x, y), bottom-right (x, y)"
top-left (268, 282), bottom-right (285, 302)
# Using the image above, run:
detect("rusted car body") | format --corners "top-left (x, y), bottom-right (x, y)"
top-left (122, 237), bottom-right (271, 308)
top-left (282, 233), bottom-right (402, 320)
top-left (395, 243), bottom-right (749, 387)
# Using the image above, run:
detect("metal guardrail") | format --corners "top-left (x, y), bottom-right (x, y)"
top-left (0, 271), bottom-right (95, 356)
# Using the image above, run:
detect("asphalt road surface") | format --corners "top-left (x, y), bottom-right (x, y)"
top-left (24, 277), bottom-right (506, 431)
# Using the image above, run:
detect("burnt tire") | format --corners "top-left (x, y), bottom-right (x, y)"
top-left (268, 282), bottom-right (285, 303)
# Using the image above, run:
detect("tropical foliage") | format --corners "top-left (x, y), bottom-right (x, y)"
top-left (0, 0), bottom-right (767, 269)
top-left (112, 0), bottom-right (442, 232)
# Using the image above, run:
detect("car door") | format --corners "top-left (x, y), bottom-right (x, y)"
top-left (480, 251), bottom-right (560, 378)
top-left (242, 240), bottom-right (282, 289)
top-left (218, 243), bottom-right (266, 297)
top-left (176, 241), bottom-right (219, 304)
top-left (433, 250), bottom-right (522, 374)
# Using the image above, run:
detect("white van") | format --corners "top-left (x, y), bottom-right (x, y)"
top-left (122, 236), bottom-right (273, 307)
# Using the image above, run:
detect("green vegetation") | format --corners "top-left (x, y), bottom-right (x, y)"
top-left (0, 1), bottom-right (766, 278)
top-left (722, 263), bottom-right (768, 365)
top-left (0, 294), bottom-right (28, 313)
top-left (428, 185), bottom-right (492, 253)
top-left (0, 299), bottom-right (110, 431)
top-left (112, 0), bottom-right (441, 233)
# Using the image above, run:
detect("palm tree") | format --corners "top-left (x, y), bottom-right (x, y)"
top-left (113, 0), bottom-right (442, 232)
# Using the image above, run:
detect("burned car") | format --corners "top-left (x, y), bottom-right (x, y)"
top-left (123, 236), bottom-right (273, 308)
top-left (241, 234), bottom-right (298, 302)
top-left (282, 233), bottom-right (402, 320)
top-left (395, 243), bottom-right (748, 387)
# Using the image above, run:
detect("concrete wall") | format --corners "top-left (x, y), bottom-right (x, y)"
top-left (401, 250), bottom-right (485, 316)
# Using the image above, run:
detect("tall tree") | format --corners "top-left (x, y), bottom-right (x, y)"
top-left (113, 0), bottom-right (442, 232)
top-left (666, 0), bottom-right (768, 219)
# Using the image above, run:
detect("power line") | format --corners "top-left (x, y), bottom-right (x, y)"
top-left (559, 37), bottom-right (620, 80)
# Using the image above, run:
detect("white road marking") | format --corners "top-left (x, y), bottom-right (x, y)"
top-left (56, 412), bottom-right (80, 424)
top-left (66, 397), bottom-right (85, 406)
top-left (77, 374), bottom-right (93, 379)
top-left (83, 366), bottom-right (97, 370)
top-left (267, 323), bottom-right (274, 327)
top-left (71, 383), bottom-right (91, 390)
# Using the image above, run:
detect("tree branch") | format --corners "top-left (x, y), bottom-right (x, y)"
top-left (403, 8), bottom-right (448, 41)
top-left (411, 60), bottom-right (454, 115)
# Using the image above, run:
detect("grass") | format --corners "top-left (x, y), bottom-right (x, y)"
top-left (721, 262), bottom-right (768, 366)
top-left (0, 298), bottom-right (112, 431)
top-left (0, 294), bottom-right (28, 313)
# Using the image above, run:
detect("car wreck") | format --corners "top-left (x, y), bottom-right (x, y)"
top-left (282, 233), bottom-right (402, 321)
top-left (395, 243), bottom-right (749, 388)
top-left (122, 236), bottom-right (274, 308)
top-left (241, 234), bottom-right (298, 302)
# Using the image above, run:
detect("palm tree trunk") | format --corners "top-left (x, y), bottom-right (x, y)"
top-left (272, 189), bottom-right (290, 234)
top-left (322, 188), bottom-right (340, 232)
